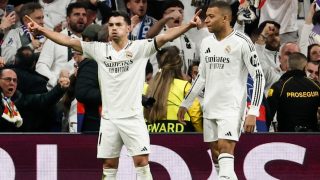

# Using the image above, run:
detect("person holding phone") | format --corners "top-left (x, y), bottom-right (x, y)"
top-left (0, 3), bottom-right (16, 68)
top-left (1, 2), bottom-right (44, 65)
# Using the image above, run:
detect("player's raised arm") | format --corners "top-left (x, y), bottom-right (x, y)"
top-left (25, 15), bottom-right (82, 53)
top-left (155, 9), bottom-right (202, 48)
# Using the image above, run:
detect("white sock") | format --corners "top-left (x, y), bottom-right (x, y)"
top-left (135, 164), bottom-right (153, 180)
top-left (102, 168), bottom-right (117, 180)
top-left (218, 153), bottom-right (237, 180)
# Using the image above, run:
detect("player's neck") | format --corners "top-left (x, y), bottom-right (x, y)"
top-left (215, 26), bottom-right (233, 41)
top-left (112, 38), bottom-right (129, 51)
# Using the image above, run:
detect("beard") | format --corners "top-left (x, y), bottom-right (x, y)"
top-left (69, 22), bottom-right (86, 33)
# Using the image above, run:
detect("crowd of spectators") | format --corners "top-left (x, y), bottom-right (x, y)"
top-left (0, 0), bottom-right (319, 133)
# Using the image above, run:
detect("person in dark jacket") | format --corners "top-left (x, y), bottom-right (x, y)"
top-left (75, 59), bottom-right (101, 132)
top-left (0, 68), bottom-right (70, 132)
top-left (267, 52), bottom-right (320, 132)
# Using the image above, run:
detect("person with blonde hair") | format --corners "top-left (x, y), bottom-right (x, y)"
top-left (144, 46), bottom-right (202, 133)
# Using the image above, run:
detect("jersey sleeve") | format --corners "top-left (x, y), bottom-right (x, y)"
top-left (242, 38), bottom-right (266, 116)
top-left (140, 38), bottom-right (158, 57)
top-left (184, 82), bottom-right (203, 132)
top-left (181, 42), bottom-right (206, 108)
top-left (80, 41), bottom-right (106, 62)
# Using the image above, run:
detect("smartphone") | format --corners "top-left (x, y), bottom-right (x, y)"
top-left (5, 4), bottom-right (14, 15)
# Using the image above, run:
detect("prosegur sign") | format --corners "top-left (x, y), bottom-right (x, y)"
top-left (0, 134), bottom-right (319, 179)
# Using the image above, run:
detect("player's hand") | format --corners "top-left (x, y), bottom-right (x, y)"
top-left (177, 106), bottom-right (188, 125)
top-left (190, 9), bottom-right (202, 29)
top-left (25, 15), bottom-right (42, 35)
top-left (243, 115), bottom-right (256, 133)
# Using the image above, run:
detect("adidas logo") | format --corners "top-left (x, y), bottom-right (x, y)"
top-left (106, 56), bottom-right (112, 60)
top-left (205, 48), bottom-right (211, 53)
top-left (225, 131), bottom-right (232, 136)
top-left (141, 146), bottom-right (148, 152)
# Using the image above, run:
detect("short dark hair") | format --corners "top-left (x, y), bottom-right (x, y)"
top-left (257, 20), bottom-right (281, 35)
top-left (107, 11), bottom-right (131, 25)
top-left (187, 61), bottom-right (200, 78)
top-left (162, 0), bottom-right (184, 13)
top-left (19, 2), bottom-right (42, 23)
top-left (66, 2), bottom-right (87, 17)
top-left (208, 1), bottom-right (232, 17)
top-left (288, 52), bottom-right (307, 70)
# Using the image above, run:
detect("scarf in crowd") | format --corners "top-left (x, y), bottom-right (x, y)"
top-left (1, 94), bottom-right (23, 127)
top-left (21, 24), bottom-right (45, 42)
top-left (129, 15), bottom-right (157, 40)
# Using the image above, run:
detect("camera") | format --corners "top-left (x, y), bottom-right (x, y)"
top-left (142, 95), bottom-right (155, 109)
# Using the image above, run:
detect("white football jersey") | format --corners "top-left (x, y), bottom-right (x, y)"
top-left (182, 30), bottom-right (265, 119)
top-left (81, 39), bottom-right (157, 119)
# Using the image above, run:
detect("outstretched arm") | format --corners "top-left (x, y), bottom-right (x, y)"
top-left (25, 15), bottom-right (82, 53)
top-left (155, 10), bottom-right (202, 49)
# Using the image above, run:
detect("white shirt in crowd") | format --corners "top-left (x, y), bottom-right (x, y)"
top-left (39, 0), bottom-right (75, 30)
top-left (36, 28), bottom-right (81, 90)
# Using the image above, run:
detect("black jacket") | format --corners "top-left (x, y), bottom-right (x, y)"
top-left (0, 85), bottom-right (66, 132)
top-left (75, 59), bottom-right (101, 132)
top-left (267, 70), bottom-right (320, 132)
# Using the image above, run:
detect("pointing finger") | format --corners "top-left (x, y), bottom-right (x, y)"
top-left (194, 9), bottom-right (202, 17)
top-left (25, 15), bottom-right (35, 23)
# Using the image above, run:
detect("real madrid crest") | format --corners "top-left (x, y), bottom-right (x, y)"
top-left (125, 50), bottom-right (133, 59)
top-left (224, 45), bottom-right (231, 54)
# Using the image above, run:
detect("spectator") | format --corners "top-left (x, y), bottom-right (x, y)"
top-left (125, 0), bottom-right (157, 40)
top-left (267, 52), bottom-right (320, 132)
top-left (187, 61), bottom-right (199, 84)
top-left (307, 43), bottom-right (320, 62)
top-left (147, 0), bottom-right (198, 74)
top-left (0, 7), bottom-right (16, 68)
top-left (306, 61), bottom-right (319, 81)
top-left (13, 46), bottom-right (62, 132)
top-left (1, 2), bottom-right (45, 65)
top-left (0, 68), bottom-right (69, 132)
top-left (36, 2), bottom-right (87, 90)
top-left (73, 23), bottom-right (103, 132)
top-left (144, 46), bottom-right (202, 133)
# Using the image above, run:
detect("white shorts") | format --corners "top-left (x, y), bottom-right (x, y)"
top-left (203, 117), bottom-right (243, 142)
top-left (97, 115), bottom-right (150, 159)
